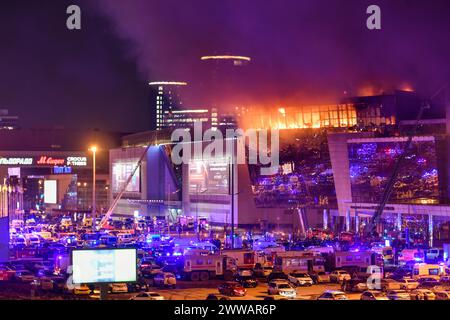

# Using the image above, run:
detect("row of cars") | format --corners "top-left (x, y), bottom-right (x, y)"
top-left (317, 288), bottom-right (450, 300)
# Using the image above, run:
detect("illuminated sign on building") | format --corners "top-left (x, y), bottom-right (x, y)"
top-left (0, 158), bottom-right (33, 165)
top-left (37, 156), bottom-right (65, 166)
top-left (67, 157), bottom-right (87, 166)
top-left (0, 155), bottom-right (88, 167)
top-left (53, 166), bottom-right (73, 174)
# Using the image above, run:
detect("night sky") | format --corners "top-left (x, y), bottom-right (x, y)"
top-left (1, 0), bottom-right (449, 132)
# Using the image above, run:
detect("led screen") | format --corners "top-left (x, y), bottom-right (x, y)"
top-left (112, 161), bottom-right (140, 193)
top-left (72, 248), bottom-right (137, 284)
top-left (189, 159), bottom-right (229, 195)
top-left (44, 180), bottom-right (57, 204)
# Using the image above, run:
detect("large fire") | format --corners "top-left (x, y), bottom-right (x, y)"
top-left (238, 104), bottom-right (357, 130)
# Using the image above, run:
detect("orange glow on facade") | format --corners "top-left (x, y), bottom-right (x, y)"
top-left (239, 104), bottom-right (358, 130)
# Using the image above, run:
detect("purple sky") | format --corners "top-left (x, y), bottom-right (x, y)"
top-left (1, 0), bottom-right (449, 131)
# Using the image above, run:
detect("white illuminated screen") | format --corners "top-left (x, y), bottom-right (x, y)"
top-left (44, 180), bottom-right (57, 204)
top-left (72, 249), bottom-right (136, 284)
top-left (188, 159), bottom-right (229, 195)
top-left (112, 161), bottom-right (140, 193)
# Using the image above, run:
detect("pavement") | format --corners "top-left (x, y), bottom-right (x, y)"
top-left (1, 280), bottom-right (363, 300)
top-left (110, 282), bottom-right (362, 301)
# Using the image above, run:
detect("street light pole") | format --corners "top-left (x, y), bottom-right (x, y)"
top-left (90, 146), bottom-right (97, 218)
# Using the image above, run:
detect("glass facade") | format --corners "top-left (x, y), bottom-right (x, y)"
top-left (348, 137), bottom-right (439, 204)
top-left (249, 129), bottom-right (336, 208)
top-left (240, 104), bottom-right (357, 130)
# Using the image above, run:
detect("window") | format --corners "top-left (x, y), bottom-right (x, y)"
top-left (429, 269), bottom-right (439, 276)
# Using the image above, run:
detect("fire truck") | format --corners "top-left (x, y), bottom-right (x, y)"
top-left (274, 251), bottom-right (326, 274)
top-left (181, 249), bottom-right (236, 281)
top-left (221, 249), bottom-right (256, 270)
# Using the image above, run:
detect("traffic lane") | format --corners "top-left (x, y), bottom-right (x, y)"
top-left (111, 283), bottom-right (362, 300)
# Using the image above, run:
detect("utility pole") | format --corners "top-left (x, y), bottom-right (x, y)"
top-left (90, 146), bottom-right (97, 218)
top-left (230, 137), bottom-right (237, 249)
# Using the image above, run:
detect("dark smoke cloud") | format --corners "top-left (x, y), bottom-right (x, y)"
top-left (94, 0), bottom-right (450, 106)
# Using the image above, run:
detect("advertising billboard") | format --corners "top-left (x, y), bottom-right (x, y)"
top-left (112, 161), bottom-right (140, 193)
top-left (188, 159), bottom-right (229, 195)
top-left (44, 180), bottom-right (57, 204)
top-left (72, 248), bottom-right (137, 284)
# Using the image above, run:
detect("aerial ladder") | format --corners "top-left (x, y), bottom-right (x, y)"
top-left (363, 81), bottom-right (450, 239)
top-left (97, 144), bottom-right (151, 230)
top-left (364, 102), bottom-right (429, 238)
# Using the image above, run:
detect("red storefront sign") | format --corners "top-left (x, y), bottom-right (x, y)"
top-left (36, 156), bottom-right (65, 166)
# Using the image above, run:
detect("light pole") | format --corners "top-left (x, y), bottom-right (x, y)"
top-left (90, 146), bottom-right (97, 218)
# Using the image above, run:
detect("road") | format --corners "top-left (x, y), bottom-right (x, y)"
top-left (111, 282), bottom-right (362, 300)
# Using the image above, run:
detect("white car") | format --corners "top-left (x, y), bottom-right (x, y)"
top-left (130, 292), bottom-right (165, 300)
top-left (109, 283), bottom-right (128, 294)
top-left (410, 289), bottom-right (436, 300)
top-left (317, 290), bottom-right (348, 300)
top-left (398, 278), bottom-right (419, 290)
top-left (288, 272), bottom-right (313, 286)
top-left (386, 290), bottom-right (411, 300)
top-left (267, 280), bottom-right (297, 299)
top-left (330, 270), bottom-right (351, 283)
top-left (360, 290), bottom-right (389, 300)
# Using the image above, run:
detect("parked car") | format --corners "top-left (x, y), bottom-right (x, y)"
top-left (341, 279), bottom-right (368, 292)
top-left (310, 271), bottom-right (330, 284)
top-left (360, 290), bottom-right (389, 300)
top-left (418, 279), bottom-right (440, 289)
top-left (329, 270), bottom-right (351, 283)
top-left (254, 266), bottom-right (273, 278)
top-left (0, 265), bottom-right (16, 281)
top-left (434, 290), bottom-right (450, 300)
top-left (73, 284), bottom-right (91, 295)
top-left (109, 283), bottom-right (128, 294)
top-left (398, 278), bottom-right (419, 290)
top-left (440, 276), bottom-right (450, 284)
top-left (127, 282), bottom-right (148, 293)
top-left (267, 280), bottom-right (297, 299)
top-left (288, 272), bottom-right (313, 287)
top-left (206, 294), bottom-right (231, 300)
top-left (153, 272), bottom-right (176, 288)
top-left (317, 290), bottom-right (348, 300)
top-left (235, 275), bottom-right (257, 288)
top-left (380, 279), bottom-right (402, 291)
top-left (37, 277), bottom-right (55, 291)
top-left (410, 289), bottom-right (436, 300)
top-left (14, 270), bottom-right (35, 282)
top-left (386, 290), bottom-right (411, 300)
top-left (263, 295), bottom-right (289, 300)
top-left (130, 292), bottom-right (165, 300)
top-left (218, 282), bottom-right (247, 297)
top-left (267, 271), bottom-right (288, 282)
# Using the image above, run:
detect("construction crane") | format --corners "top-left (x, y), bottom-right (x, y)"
top-left (364, 82), bottom-right (450, 238)
top-left (97, 144), bottom-right (151, 230)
